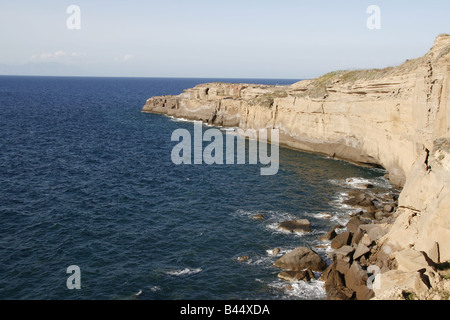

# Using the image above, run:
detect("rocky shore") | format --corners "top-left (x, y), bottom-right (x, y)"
top-left (271, 182), bottom-right (450, 300)
top-left (143, 34), bottom-right (450, 299)
top-left (319, 187), bottom-right (399, 300)
top-left (269, 184), bottom-right (400, 300)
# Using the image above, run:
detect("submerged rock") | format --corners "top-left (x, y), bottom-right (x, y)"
top-left (237, 256), bottom-right (250, 262)
top-left (252, 214), bottom-right (265, 221)
top-left (271, 248), bottom-right (280, 256)
top-left (278, 269), bottom-right (314, 282)
top-left (317, 212), bottom-right (333, 219)
top-left (278, 219), bottom-right (311, 234)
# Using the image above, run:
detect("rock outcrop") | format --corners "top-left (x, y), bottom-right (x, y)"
top-left (143, 34), bottom-right (450, 299)
top-left (273, 247), bottom-right (327, 272)
top-left (319, 191), bottom-right (398, 300)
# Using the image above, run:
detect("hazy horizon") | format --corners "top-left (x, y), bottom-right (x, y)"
top-left (1, 1), bottom-right (449, 79)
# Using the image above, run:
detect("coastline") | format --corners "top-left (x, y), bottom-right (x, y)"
top-left (151, 111), bottom-right (402, 300)
top-left (142, 34), bottom-right (450, 299)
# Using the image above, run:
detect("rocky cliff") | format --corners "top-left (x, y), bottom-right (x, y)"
top-left (143, 34), bottom-right (450, 299)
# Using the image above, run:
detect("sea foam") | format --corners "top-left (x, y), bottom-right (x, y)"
top-left (165, 268), bottom-right (202, 276)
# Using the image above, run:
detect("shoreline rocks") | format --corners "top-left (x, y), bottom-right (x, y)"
top-left (331, 231), bottom-right (352, 250)
top-left (319, 188), bottom-right (399, 300)
top-left (319, 186), bottom-right (449, 300)
top-left (242, 176), bottom-right (448, 300)
top-left (143, 34), bottom-right (450, 300)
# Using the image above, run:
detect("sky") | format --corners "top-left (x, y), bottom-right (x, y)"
top-left (0, 0), bottom-right (449, 79)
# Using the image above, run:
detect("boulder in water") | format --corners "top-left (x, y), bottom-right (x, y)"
top-left (278, 219), bottom-right (311, 234)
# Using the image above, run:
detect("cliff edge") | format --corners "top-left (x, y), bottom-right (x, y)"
top-left (143, 34), bottom-right (450, 299)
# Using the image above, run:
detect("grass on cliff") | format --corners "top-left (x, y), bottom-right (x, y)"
top-left (434, 138), bottom-right (450, 153)
top-left (435, 45), bottom-right (450, 62)
top-left (297, 34), bottom-right (450, 99)
top-left (300, 54), bottom-right (428, 99)
top-left (248, 90), bottom-right (289, 108)
top-left (435, 33), bottom-right (450, 62)
top-left (301, 67), bottom-right (397, 99)
top-left (402, 291), bottom-right (418, 300)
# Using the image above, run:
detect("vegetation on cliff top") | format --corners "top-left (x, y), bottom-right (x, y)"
top-left (248, 90), bottom-right (289, 108)
top-left (297, 35), bottom-right (450, 99)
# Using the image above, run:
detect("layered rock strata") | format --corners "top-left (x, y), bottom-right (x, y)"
top-left (143, 34), bottom-right (450, 299)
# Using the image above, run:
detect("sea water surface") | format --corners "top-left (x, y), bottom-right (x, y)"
top-left (0, 76), bottom-right (394, 300)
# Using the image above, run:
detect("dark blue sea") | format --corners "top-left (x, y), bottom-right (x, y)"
top-left (0, 76), bottom-right (394, 300)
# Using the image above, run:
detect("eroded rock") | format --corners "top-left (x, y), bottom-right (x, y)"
top-left (331, 231), bottom-right (352, 249)
top-left (274, 247), bottom-right (327, 272)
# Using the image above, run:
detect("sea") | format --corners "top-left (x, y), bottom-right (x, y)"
top-left (0, 76), bottom-right (395, 300)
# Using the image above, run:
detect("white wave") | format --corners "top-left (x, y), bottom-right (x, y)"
top-left (311, 212), bottom-right (334, 220)
top-left (329, 215), bottom-right (351, 226)
top-left (265, 247), bottom-right (292, 257)
top-left (329, 176), bottom-right (392, 190)
top-left (238, 253), bottom-right (277, 268)
top-left (345, 177), bottom-right (373, 188)
top-left (327, 191), bottom-right (362, 224)
top-left (165, 268), bottom-right (202, 276)
top-left (233, 209), bottom-right (298, 223)
top-left (266, 223), bottom-right (321, 238)
top-left (167, 116), bottom-right (212, 127)
top-left (247, 256), bottom-right (272, 266)
top-left (322, 210), bottom-right (351, 226)
top-left (314, 244), bottom-right (334, 256)
top-left (310, 242), bottom-right (334, 265)
top-left (269, 279), bottom-right (326, 300)
top-left (287, 280), bottom-right (327, 300)
top-left (167, 116), bottom-right (192, 123)
top-left (240, 248), bottom-right (296, 268)
top-left (333, 191), bottom-right (349, 203)
top-left (266, 249), bottom-right (282, 257)
top-left (234, 209), bottom-right (326, 238)
top-left (148, 285), bottom-right (162, 292)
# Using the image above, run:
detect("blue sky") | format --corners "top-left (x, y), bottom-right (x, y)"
top-left (0, 0), bottom-right (449, 78)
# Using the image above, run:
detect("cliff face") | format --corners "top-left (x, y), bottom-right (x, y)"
top-left (143, 35), bottom-right (450, 298)
top-left (144, 34), bottom-right (449, 187)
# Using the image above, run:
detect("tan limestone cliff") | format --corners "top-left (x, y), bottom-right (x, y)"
top-left (142, 34), bottom-right (450, 299)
